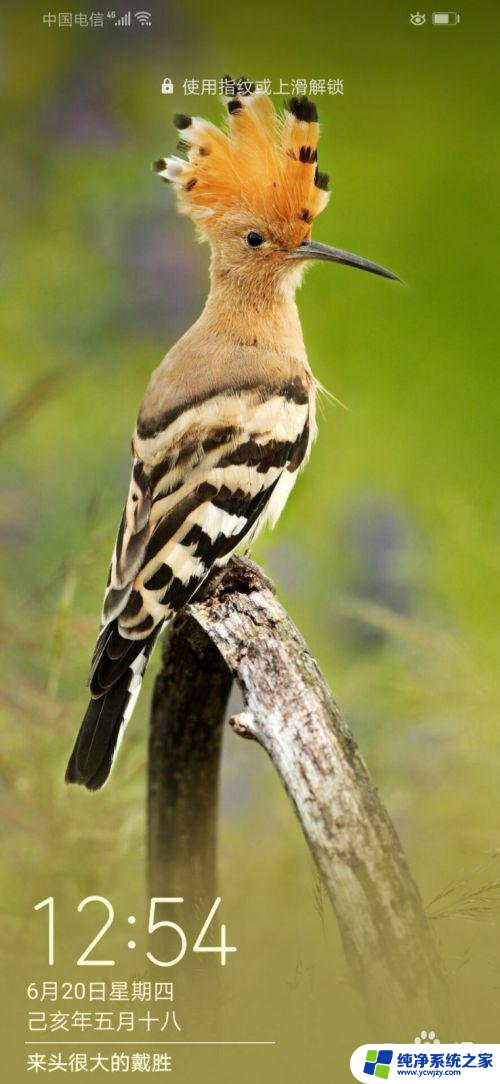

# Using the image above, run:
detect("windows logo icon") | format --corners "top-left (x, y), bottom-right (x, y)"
top-left (363, 1049), bottom-right (394, 1078)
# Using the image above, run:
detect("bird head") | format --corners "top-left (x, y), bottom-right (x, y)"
top-left (154, 84), bottom-right (398, 301)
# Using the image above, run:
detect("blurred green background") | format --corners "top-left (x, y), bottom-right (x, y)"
top-left (2, 0), bottom-right (500, 1079)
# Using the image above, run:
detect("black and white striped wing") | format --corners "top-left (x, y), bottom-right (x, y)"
top-left (67, 382), bottom-right (310, 788)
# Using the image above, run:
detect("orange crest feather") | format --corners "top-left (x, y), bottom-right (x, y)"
top-left (154, 85), bottom-right (330, 246)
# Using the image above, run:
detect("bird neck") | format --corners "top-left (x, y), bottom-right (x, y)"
top-left (202, 273), bottom-right (307, 357)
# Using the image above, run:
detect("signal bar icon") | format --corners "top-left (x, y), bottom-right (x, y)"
top-left (115, 10), bottom-right (131, 25)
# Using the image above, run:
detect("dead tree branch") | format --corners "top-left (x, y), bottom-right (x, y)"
top-left (148, 557), bottom-right (447, 1030)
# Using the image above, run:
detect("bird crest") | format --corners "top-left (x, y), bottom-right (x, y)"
top-left (153, 81), bottom-right (330, 247)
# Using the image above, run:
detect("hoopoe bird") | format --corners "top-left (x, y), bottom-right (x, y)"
top-left (66, 85), bottom-right (398, 790)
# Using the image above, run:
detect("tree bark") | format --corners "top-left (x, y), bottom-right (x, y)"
top-left (148, 557), bottom-right (447, 1032)
top-left (148, 610), bottom-right (232, 931)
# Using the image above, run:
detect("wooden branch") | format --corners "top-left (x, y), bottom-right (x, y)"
top-left (148, 610), bottom-right (232, 933)
top-left (148, 557), bottom-right (448, 1030)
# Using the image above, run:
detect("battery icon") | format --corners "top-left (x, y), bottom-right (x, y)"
top-left (432, 11), bottom-right (460, 23)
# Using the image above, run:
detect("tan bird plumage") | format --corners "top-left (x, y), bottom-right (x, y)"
top-left (66, 83), bottom-right (397, 790)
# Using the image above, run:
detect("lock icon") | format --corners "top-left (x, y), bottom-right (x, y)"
top-left (161, 77), bottom-right (174, 95)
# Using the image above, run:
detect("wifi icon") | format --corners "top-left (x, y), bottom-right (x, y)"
top-left (135, 10), bottom-right (152, 24)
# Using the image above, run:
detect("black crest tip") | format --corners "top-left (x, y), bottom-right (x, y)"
top-left (173, 113), bottom-right (192, 130)
top-left (298, 145), bottom-right (317, 164)
top-left (286, 96), bottom-right (318, 124)
top-left (314, 168), bottom-right (330, 191)
top-left (152, 158), bottom-right (166, 173)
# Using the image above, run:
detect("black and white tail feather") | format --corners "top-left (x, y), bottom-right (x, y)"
top-left (66, 380), bottom-right (312, 789)
top-left (65, 634), bottom-right (155, 790)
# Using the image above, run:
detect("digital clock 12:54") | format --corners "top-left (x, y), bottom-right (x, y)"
top-left (34, 896), bottom-right (237, 967)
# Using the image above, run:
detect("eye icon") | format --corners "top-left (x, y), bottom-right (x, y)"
top-left (410, 11), bottom-right (427, 24)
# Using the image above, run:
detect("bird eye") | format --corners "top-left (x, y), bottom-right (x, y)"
top-left (246, 231), bottom-right (264, 248)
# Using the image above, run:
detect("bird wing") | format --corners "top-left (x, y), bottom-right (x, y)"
top-left (88, 379), bottom-right (312, 700)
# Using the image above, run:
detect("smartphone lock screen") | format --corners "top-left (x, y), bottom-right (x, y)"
top-left (2, 3), bottom-right (499, 1082)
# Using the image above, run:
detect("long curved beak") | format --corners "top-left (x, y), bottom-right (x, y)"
top-left (290, 239), bottom-right (401, 282)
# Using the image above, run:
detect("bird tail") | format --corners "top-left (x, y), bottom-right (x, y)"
top-left (65, 639), bottom-right (155, 791)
